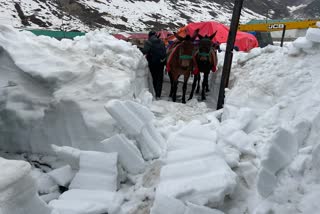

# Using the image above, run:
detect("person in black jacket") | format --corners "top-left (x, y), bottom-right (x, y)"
top-left (142, 31), bottom-right (167, 99)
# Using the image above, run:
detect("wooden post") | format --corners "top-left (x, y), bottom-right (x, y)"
top-left (280, 25), bottom-right (286, 47)
top-left (217, 0), bottom-right (244, 110)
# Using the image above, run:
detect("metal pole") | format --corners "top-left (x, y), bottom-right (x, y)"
top-left (216, 0), bottom-right (244, 110)
top-left (280, 24), bottom-right (286, 47)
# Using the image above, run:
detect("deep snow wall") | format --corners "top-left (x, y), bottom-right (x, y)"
top-left (0, 25), bottom-right (149, 154)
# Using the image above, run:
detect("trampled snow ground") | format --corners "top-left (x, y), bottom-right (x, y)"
top-left (1, 24), bottom-right (320, 214)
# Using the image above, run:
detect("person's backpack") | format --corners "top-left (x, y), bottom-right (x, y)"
top-left (149, 39), bottom-right (167, 65)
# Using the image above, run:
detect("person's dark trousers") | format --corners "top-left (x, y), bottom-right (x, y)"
top-left (149, 63), bottom-right (164, 98)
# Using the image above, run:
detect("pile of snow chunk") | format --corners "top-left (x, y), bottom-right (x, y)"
top-left (290, 26), bottom-right (320, 55)
top-left (69, 151), bottom-right (118, 191)
top-left (218, 23), bottom-right (320, 213)
top-left (0, 157), bottom-right (52, 214)
top-left (48, 150), bottom-right (123, 214)
top-left (0, 24), bottom-right (149, 154)
top-left (105, 100), bottom-right (166, 160)
top-left (50, 190), bottom-right (123, 214)
top-left (151, 122), bottom-right (237, 213)
top-left (100, 134), bottom-right (146, 174)
top-left (257, 127), bottom-right (298, 197)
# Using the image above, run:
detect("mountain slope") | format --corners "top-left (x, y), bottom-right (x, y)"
top-left (0, 0), bottom-right (318, 32)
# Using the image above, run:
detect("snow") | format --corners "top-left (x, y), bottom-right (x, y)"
top-left (0, 0), bottom-right (263, 32)
top-left (30, 169), bottom-right (59, 195)
top-left (157, 156), bottom-right (237, 206)
top-left (69, 151), bottom-right (118, 191)
top-left (306, 27), bottom-right (320, 43)
top-left (49, 190), bottom-right (123, 214)
top-left (105, 100), bottom-right (165, 160)
top-left (100, 134), bottom-right (146, 175)
top-left (51, 145), bottom-right (81, 170)
top-left (0, 158), bottom-right (52, 214)
top-left (0, 25), bottom-right (148, 154)
top-left (151, 194), bottom-right (225, 214)
top-left (1, 20), bottom-right (320, 214)
top-left (47, 165), bottom-right (75, 187)
top-left (293, 36), bottom-right (314, 49)
top-left (287, 4), bottom-right (307, 13)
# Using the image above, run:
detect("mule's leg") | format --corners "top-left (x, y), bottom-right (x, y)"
top-left (205, 77), bottom-right (210, 92)
top-left (172, 80), bottom-right (178, 102)
top-left (201, 71), bottom-right (209, 100)
top-left (155, 64), bottom-right (164, 98)
top-left (196, 74), bottom-right (201, 94)
top-left (182, 74), bottom-right (190, 104)
top-left (169, 72), bottom-right (174, 97)
top-left (189, 74), bottom-right (198, 100)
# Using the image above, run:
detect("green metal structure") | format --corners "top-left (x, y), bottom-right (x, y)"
top-left (24, 29), bottom-right (86, 40)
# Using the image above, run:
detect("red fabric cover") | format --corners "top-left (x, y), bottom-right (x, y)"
top-left (193, 67), bottom-right (199, 75)
top-left (212, 65), bottom-right (217, 73)
top-left (185, 21), bottom-right (259, 52)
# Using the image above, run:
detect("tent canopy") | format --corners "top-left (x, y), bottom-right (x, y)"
top-left (113, 30), bottom-right (172, 41)
top-left (174, 21), bottom-right (259, 52)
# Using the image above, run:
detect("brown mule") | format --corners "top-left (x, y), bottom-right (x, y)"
top-left (189, 32), bottom-right (218, 101)
top-left (167, 30), bottom-right (199, 103)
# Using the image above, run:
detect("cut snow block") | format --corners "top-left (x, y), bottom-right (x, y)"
top-left (306, 28), bottom-right (320, 43)
top-left (167, 123), bottom-right (217, 151)
top-left (150, 194), bottom-right (186, 214)
top-left (47, 165), bottom-right (75, 187)
top-left (317, 22), bottom-right (320, 28)
top-left (165, 146), bottom-right (218, 165)
top-left (157, 157), bottom-right (237, 206)
top-left (185, 202), bottom-right (225, 214)
top-left (257, 168), bottom-right (277, 198)
top-left (238, 161), bottom-right (258, 187)
top-left (100, 134), bottom-right (146, 174)
top-left (261, 127), bottom-right (298, 174)
top-left (137, 126), bottom-right (163, 160)
top-left (288, 154), bottom-right (310, 177)
top-left (105, 100), bottom-right (145, 135)
top-left (293, 37), bottom-right (314, 49)
top-left (40, 192), bottom-right (61, 203)
top-left (218, 119), bottom-right (243, 137)
top-left (51, 144), bottom-right (80, 170)
top-left (312, 143), bottom-right (320, 178)
top-left (124, 100), bottom-right (154, 123)
top-left (235, 107), bottom-right (256, 131)
top-left (292, 119), bottom-right (311, 146)
top-left (150, 194), bottom-right (225, 214)
top-left (0, 158), bottom-right (52, 214)
top-left (145, 123), bottom-right (166, 150)
top-left (261, 143), bottom-right (291, 174)
top-left (218, 145), bottom-right (240, 168)
top-left (69, 151), bottom-right (118, 191)
top-left (224, 130), bottom-right (256, 156)
top-left (49, 189), bottom-right (123, 214)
